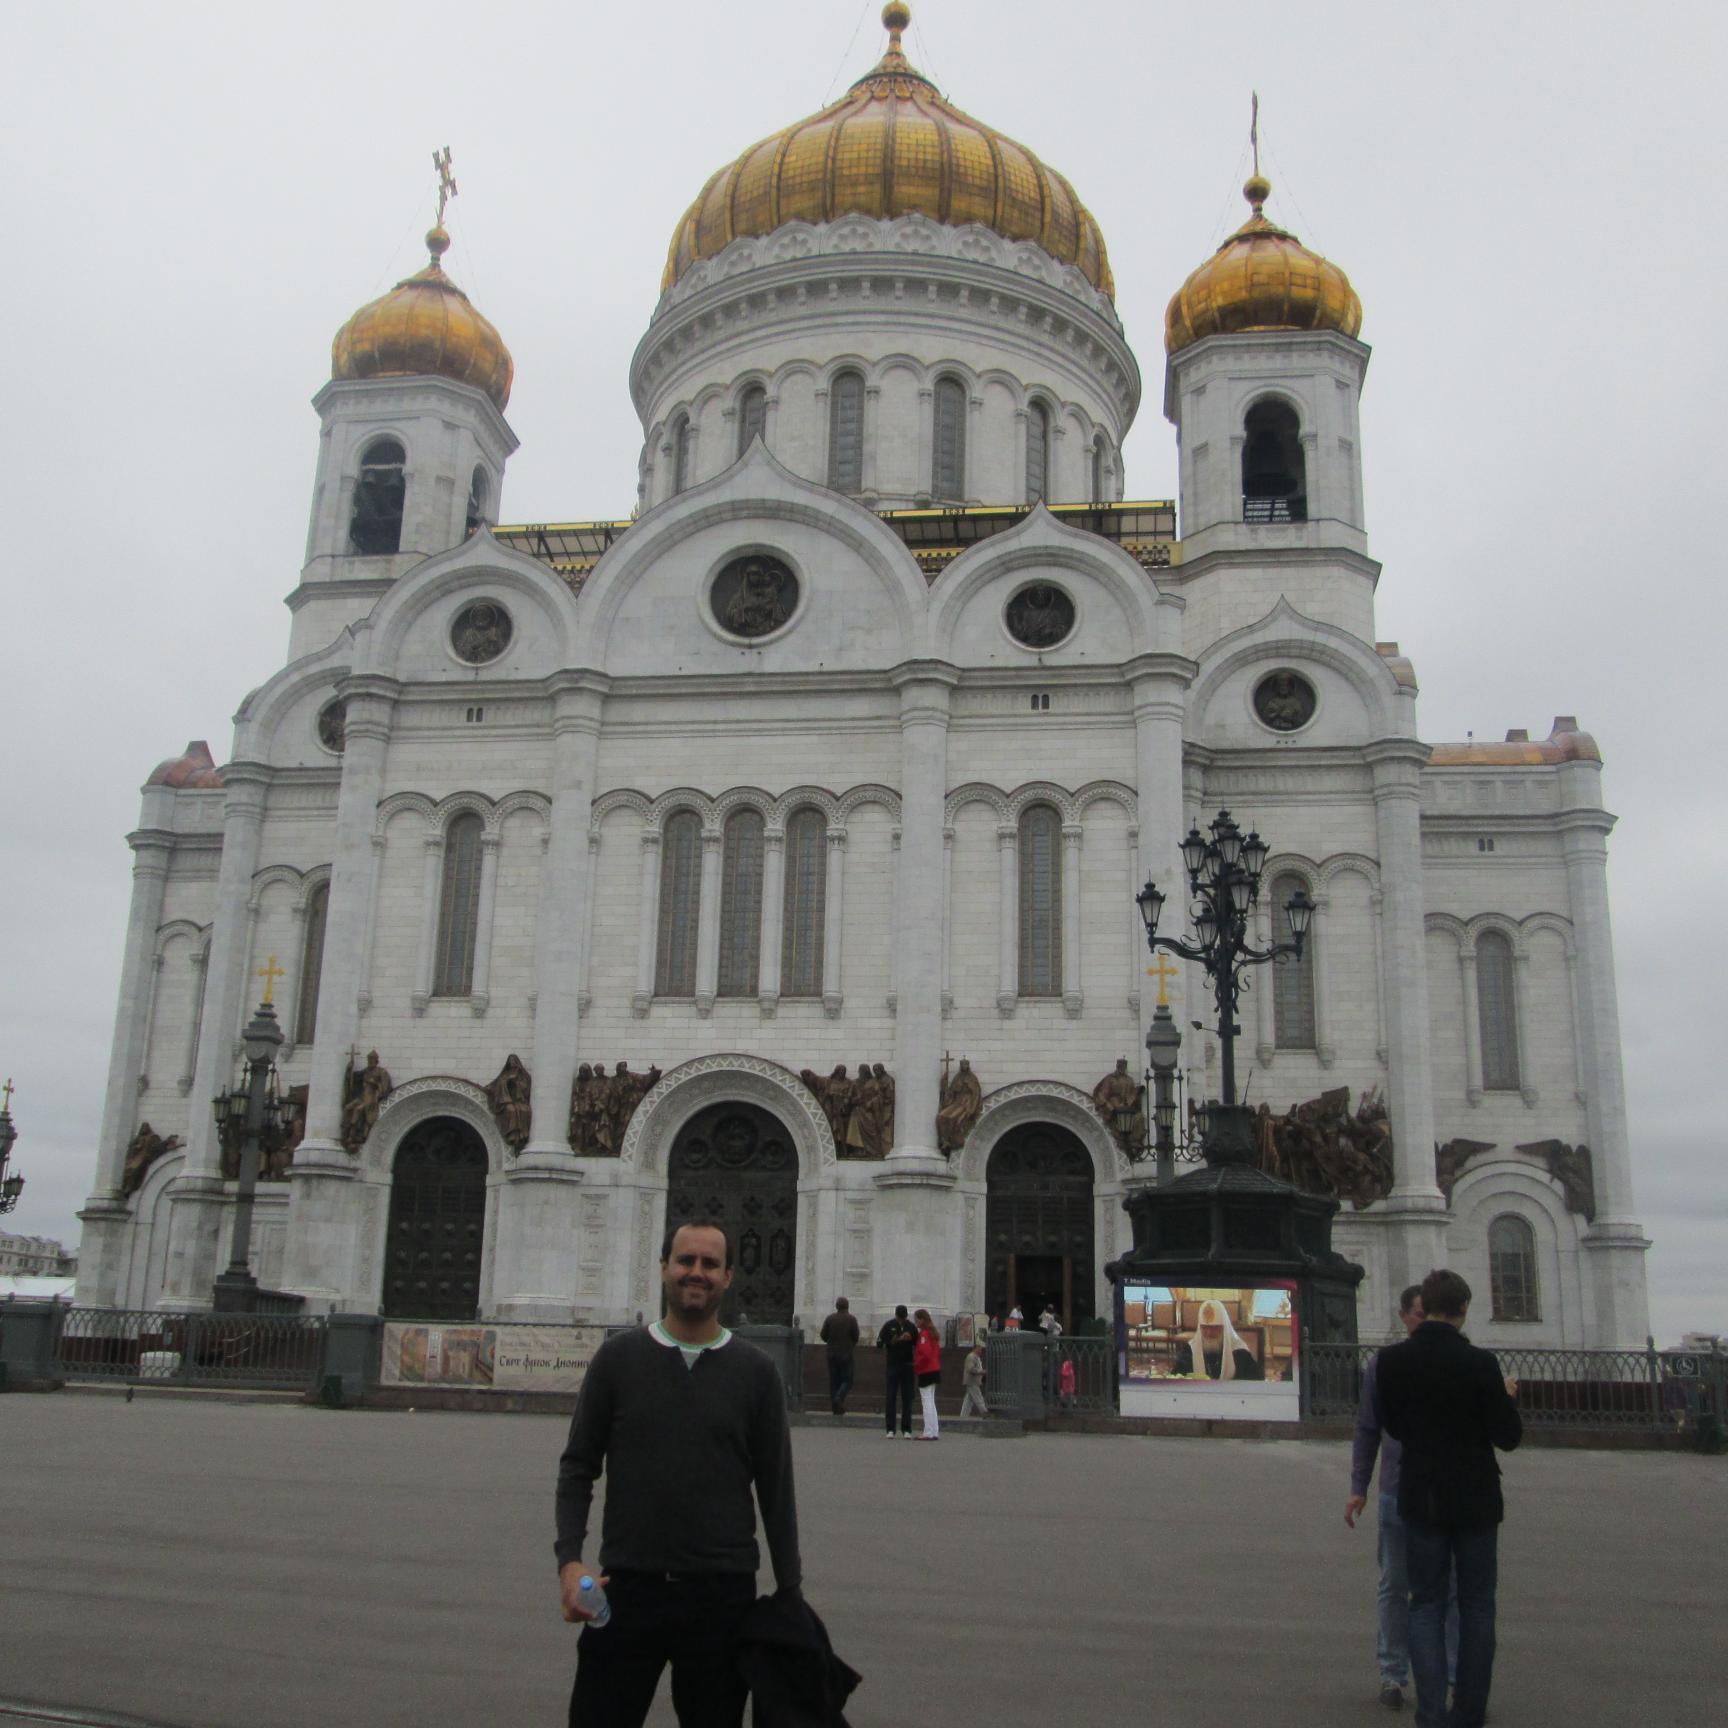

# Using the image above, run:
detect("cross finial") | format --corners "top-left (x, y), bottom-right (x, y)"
top-left (1146, 953), bottom-right (1181, 1007)
top-left (1250, 92), bottom-right (1260, 179)
top-left (1, 1078), bottom-right (13, 1113)
top-left (433, 146), bottom-right (458, 225)
top-left (256, 955), bottom-right (286, 1006)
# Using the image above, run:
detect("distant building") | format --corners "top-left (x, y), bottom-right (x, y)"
top-left (0, 1233), bottom-right (77, 1276)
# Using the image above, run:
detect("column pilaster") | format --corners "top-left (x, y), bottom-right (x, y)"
top-left (822, 829), bottom-right (847, 1018)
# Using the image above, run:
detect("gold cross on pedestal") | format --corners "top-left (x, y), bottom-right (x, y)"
top-left (256, 955), bottom-right (286, 1006)
top-left (1146, 952), bottom-right (1181, 1007)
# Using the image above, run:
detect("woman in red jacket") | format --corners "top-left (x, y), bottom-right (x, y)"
top-left (913, 1309), bottom-right (943, 1440)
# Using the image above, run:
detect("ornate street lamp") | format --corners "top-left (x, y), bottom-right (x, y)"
top-left (211, 977), bottom-right (286, 1313)
top-left (1137, 810), bottom-right (1312, 1163)
top-left (0, 1078), bottom-right (23, 1214)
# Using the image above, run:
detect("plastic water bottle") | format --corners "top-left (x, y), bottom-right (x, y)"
top-left (575, 1574), bottom-right (611, 1628)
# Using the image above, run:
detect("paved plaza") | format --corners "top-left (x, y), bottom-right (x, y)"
top-left (1, 1393), bottom-right (1721, 1727)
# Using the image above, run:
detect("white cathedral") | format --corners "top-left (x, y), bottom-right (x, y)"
top-left (77, 5), bottom-right (1650, 1348)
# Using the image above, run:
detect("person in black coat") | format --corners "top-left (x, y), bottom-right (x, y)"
top-left (1376, 1268), bottom-right (1521, 1728)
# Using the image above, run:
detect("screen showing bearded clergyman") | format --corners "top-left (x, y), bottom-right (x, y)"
top-left (1118, 1284), bottom-right (1298, 1387)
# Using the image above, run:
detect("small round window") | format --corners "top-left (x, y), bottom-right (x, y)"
top-left (710, 554), bottom-right (798, 639)
top-left (450, 600), bottom-right (513, 665)
top-left (315, 699), bottom-right (347, 754)
top-left (1253, 669), bottom-right (1317, 732)
top-left (1005, 583), bottom-right (1076, 649)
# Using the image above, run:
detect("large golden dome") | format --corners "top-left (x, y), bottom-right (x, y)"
top-left (332, 225), bottom-right (514, 411)
top-left (1165, 174), bottom-right (1361, 354)
top-left (661, 3), bottom-right (1113, 299)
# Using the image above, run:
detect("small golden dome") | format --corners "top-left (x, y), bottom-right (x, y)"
top-left (332, 226), bottom-right (514, 410)
top-left (1165, 175), bottom-right (1361, 355)
top-left (661, 3), bottom-right (1113, 299)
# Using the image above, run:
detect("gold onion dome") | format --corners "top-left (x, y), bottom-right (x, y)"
top-left (331, 224), bottom-right (514, 411)
top-left (661, 3), bottom-right (1113, 299)
top-left (1165, 174), bottom-right (1362, 354)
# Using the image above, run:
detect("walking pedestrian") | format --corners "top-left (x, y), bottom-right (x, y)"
top-left (877, 1304), bottom-right (919, 1437)
top-left (1376, 1269), bottom-right (1522, 1728)
top-left (912, 1308), bottom-right (943, 1440)
top-left (554, 1219), bottom-right (802, 1728)
top-left (1345, 1285), bottom-right (1459, 1711)
top-left (819, 1296), bottom-right (859, 1416)
top-left (959, 1340), bottom-right (988, 1418)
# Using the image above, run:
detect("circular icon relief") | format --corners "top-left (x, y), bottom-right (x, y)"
top-left (1253, 669), bottom-right (1318, 732)
top-left (316, 699), bottom-right (347, 754)
top-left (710, 553), bottom-right (798, 639)
top-left (1005, 583), bottom-right (1076, 649)
top-left (450, 600), bottom-right (513, 664)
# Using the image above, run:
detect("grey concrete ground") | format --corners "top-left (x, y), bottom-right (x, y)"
top-left (1, 1393), bottom-right (1722, 1727)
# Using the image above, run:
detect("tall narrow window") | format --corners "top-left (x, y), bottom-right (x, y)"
top-left (1025, 401), bottom-right (1050, 502)
top-left (1272, 872), bottom-right (1317, 1048)
top-left (349, 438), bottom-right (406, 554)
top-left (717, 808), bottom-right (765, 997)
top-left (1242, 399), bottom-right (1307, 522)
top-left (464, 466), bottom-right (489, 537)
top-left (1476, 930), bottom-right (1522, 1091)
top-left (671, 416), bottom-right (694, 494)
top-left (932, 376), bottom-right (966, 499)
top-left (780, 808), bottom-right (827, 997)
top-left (294, 882), bottom-right (330, 1045)
top-left (1090, 434), bottom-right (1107, 504)
top-left (827, 371), bottom-right (864, 492)
top-left (738, 385), bottom-right (768, 458)
top-left (1017, 804), bottom-right (1063, 997)
top-left (1489, 1215), bottom-right (1539, 1321)
top-left (434, 814), bottom-right (484, 996)
top-left (654, 811), bottom-right (702, 997)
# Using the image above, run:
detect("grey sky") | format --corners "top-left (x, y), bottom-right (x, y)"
top-left (2, 1), bottom-right (1721, 1339)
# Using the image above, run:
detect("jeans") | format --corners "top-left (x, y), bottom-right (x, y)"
top-left (570, 1569), bottom-right (754, 1728)
top-left (1405, 1520), bottom-right (1498, 1728)
top-left (1378, 1491), bottom-right (1459, 1687)
top-left (884, 1359), bottom-right (916, 1433)
top-left (826, 1352), bottom-right (854, 1414)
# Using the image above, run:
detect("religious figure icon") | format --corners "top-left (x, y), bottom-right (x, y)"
top-left (1091, 1058), bottom-right (1145, 1157)
top-left (935, 1057), bottom-right (982, 1154)
top-left (122, 1122), bottom-right (184, 1197)
top-left (1253, 669), bottom-right (1317, 732)
top-left (450, 600), bottom-right (513, 664)
top-left (483, 1054), bottom-right (533, 1152)
top-left (340, 1050), bottom-right (394, 1153)
top-left (712, 554), bottom-right (797, 638)
top-left (1005, 583), bottom-right (1076, 648)
top-left (316, 699), bottom-right (347, 754)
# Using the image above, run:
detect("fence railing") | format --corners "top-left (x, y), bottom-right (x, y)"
top-left (1302, 1337), bottom-right (1726, 1436)
top-left (55, 1307), bottom-right (329, 1391)
top-left (984, 1331), bottom-right (1114, 1417)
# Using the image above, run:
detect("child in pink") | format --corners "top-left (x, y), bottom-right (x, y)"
top-left (1058, 1356), bottom-right (1077, 1411)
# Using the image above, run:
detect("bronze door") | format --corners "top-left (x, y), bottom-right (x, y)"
top-left (382, 1117), bottom-right (488, 1320)
top-left (986, 1124), bottom-right (1095, 1332)
top-left (666, 1103), bottom-right (798, 1326)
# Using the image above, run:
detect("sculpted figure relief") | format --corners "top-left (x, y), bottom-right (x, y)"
top-left (1522, 1139), bottom-right (1597, 1223)
top-left (566, 1061), bottom-right (660, 1155)
top-left (122, 1122), bottom-right (184, 1197)
top-left (715, 555), bottom-right (797, 638)
top-left (340, 1050), bottom-right (394, 1154)
top-left (609, 1061), bottom-right (662, 1151)
top-left (1092, 1058), bottom-right (1145, 1157)
top-left (483, 1054), bottom-right (533, 1153)
top-left (839, 1057), bottom-right (894, 1159)
top-left (1005, 583), bottom-right (1075, 649)
top-left (874, 1062), bottom-right (896, 1151)
top-left (800, 1065), bottom-right (855, 1148)
top-left (935, 1058), bottom-right (982, 1155)
top-left (1435, 1137), bottom-right (1497, 1201)
top-left (1259, 1085), bottom-right (1394, 1209)
top-left (450, 600), bottom-right (512, 664)
top-left (1253, 670), bottom-right (1317, 732)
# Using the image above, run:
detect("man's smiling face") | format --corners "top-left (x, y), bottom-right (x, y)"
top-left (661, 1225), bottom-right (733, 1321)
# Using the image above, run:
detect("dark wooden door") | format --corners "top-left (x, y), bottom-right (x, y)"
top-left (666, 1103), bottom-right (798, 1326)
top-left (986, 1124), bottom-right (1095, 1331)
top-left (382, 1117), bottom-right (488, 1320)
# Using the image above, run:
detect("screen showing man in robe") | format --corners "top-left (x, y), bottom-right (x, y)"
top-left (1118, 1284), bottom-right (1297, 1385)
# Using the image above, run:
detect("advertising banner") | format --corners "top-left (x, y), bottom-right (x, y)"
top-left (1115, 1282), bottom-right (1302, 1421)
top-left (381, 1322), bottom-right (604, 1394)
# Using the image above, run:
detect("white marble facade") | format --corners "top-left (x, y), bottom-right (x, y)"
top-left (76, 87), bottom-right (1650, 1352)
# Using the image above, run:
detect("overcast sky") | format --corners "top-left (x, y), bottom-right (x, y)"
top-left (1, 1), bottom-right (1721, 1340)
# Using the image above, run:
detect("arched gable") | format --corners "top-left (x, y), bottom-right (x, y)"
top-left (959, 1081), bottom-right (1127, 1186)
top-left (368, 1077), bottom-right (509, 1179)
top-left (620, 1054), bottom-right (835, 1178)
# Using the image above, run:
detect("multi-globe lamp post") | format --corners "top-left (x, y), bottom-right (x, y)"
top-left (210, 961), bottom-right (286, 1313)
top-left (1136, 810), bottom-right (1313, 1164)
top-left (0, 1078), bottom-right (23, 1214)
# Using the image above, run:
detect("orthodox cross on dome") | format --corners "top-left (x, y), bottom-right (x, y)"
top-left (1, 1078), bottom-right (13, 1113)
top-left (1250, 91), bottom-right (1260, 178)
top-left (1146, 952), bottom-right (1181, 1008)
top-left (433, 146), bottom-right (458, 225)
top-left (256, 955), bottom-right (286, 1006)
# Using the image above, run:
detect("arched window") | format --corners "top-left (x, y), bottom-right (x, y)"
top-left (1489, 1215), bottom-right (1539, 1321)
top-left (1025, 401), bottom-right (1051, 502)
top-left (827, 371), bottom-right (865, 492)
top-left (671, 415), bottom-right (696, 494)
top-left (1272, 872), bottom-right (1316, 1048)
top-left (294, 882), bottom-right (330, 1045)
top-left (1476, 930), bottom-right (1522, 1091)
top-left (737, 385), bottom-right (768, 458)
top-left (654, 811), bottom-right (702, 997)
top-left (433, 814), bottom-right (484, 996)
top-left (717, 808), bottom-right (765, 997)
top-left (464, 466), bottom-right (489, 538)
top-left (1090, 434), bottom-right (1107, 504)
top-left (1242, 399), bottom-right (1307, 522)
top-left (1017, 804), bottom-right (1063, 997)
top-left (932, 376), bottom-right (967, 499)
top-left (780, 808), bottom-right (827, 997)
top-left (349, 438), bottom-right (406, 554)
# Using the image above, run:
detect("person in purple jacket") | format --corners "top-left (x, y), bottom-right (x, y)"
top-left (1344, 1285), bottom-right (1457, 1712)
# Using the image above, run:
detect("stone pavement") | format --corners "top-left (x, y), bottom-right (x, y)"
top-left (1, 1395), bottom-right (1720, 1727)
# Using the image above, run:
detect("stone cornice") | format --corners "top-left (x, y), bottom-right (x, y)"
top-left (1170, 542), bottom-right (1382, 587)
top-left (286, 574), bottom-right (393, 613)
top-left (311, 375), bottom-right (520, 455)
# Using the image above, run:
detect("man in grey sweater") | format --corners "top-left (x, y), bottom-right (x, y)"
top-left (556, 1219), bottom-right (802, 1728)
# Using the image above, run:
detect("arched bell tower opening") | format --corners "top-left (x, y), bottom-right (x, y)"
top-left (381, 1116), bottom-right (488, 1320)
top-left (1241, 398), bottom-right (1306, 523)
top-left (985, 1122), bottom-right (1096, 1332)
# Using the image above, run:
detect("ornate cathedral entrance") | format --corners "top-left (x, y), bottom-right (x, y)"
top-left (382, 1117), bottom-right (488, 1320)
top-left (985, 1123), bottom-right (1096, 1332)
top-left (666, 1102), bottom-right (798, 1326)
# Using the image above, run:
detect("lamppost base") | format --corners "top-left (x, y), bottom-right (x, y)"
top-left (1202, 1102), bottom-right (1261, 1168)
top-left (212, 1269), bottom-right (261, 1314)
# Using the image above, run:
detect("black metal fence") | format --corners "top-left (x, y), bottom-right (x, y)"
top-left (55, 1307), bottom-right (328, 1391)
top-left (984, 1331), bottom-right (1114, 1417)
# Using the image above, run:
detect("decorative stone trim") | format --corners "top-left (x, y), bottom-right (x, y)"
top-left (620, 1053), bottom-right (836, 1175)
top-left (369, 1076), bottom-right (508, 1176)
top-left (960, 1080), bottom-right (1130, 1184)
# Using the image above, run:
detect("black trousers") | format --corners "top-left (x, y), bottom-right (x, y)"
top-left (569, 1569), bottom-right (755, 1728)
top-left (826, 1351), bottom-right (854, 1413)
top-left (884, 1359), bottom-right (916, 1432)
